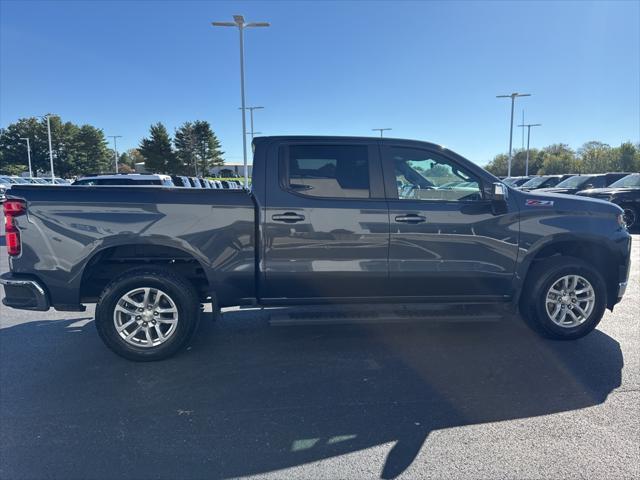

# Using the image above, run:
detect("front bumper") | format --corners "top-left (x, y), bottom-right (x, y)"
top-left (0, 272), bottom-right (50, 311)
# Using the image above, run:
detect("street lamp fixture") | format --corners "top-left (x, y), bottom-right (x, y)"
top-left (239, 106), bottom-right (264, 139)
top-left (497, 93), bottom-right (531, 177)
top-left (212, 15), bottom-right (270, 188)
top-left (372, 128), bottom-right (392, 138)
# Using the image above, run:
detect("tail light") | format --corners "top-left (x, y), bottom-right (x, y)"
top-left (4, 200), bottom-right (26, 256)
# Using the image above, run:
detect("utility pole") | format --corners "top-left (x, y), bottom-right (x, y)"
top-left (19, 137), bottom-right (33, 177)
top-left (517, 123), bottom-right (541, 176)
top-left (372, 128), bottom-right (392, 138)
top-left (239, 106), bottom-right (264, 139)
top-left (212, 15), bottom-right (270, 188)
top-left (44, 114), bottom-right (58, 180)
top-left (108, 135), bottom-right (122, 173)
top-left (496, 93), bottom-right (531, 177)
top-left (521, 109), bottom-right (525, 150)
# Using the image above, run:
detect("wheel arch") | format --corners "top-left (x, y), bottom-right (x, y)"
top-left (79, 240), bottom-right (213, 303)
top-left (515, 234), bottom-right (621, 309)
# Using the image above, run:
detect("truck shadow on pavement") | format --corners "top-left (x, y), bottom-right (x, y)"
top-left (0, 312), bottom-right (623, 479)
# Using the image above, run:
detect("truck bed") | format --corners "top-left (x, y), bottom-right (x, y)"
top-left (6, 185), bottom-right (257, 309)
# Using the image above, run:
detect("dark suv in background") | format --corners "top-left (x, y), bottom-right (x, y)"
top-left (517, 174), bottom-right (574, 191)
top-left (578, 173), bottom-right (640, 230)
top-left (537, 172), bottom-right (632, 195)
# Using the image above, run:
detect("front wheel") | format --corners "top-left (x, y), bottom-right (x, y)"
top-left (95, 267), bottom-right (200, 361)
top-left (521, 257), bottom-right (607, 340)
top-left (622, 206), bottom-right (638, 230)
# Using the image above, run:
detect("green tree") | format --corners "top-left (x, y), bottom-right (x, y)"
top-left (579, 141), bottom-right (613, 173)
top-left (539, 144), bottom-right (578, 174)
top-left (174, 122), bottom-right (198, 175)
top-left (193, 120), bottom-right (224, 175)
top-left (139, 123), bottom-right (178, 174)
top-left (175, 120), bottom-right (224, 176)
top-left (0, 116), bottom-right (111, 177)
top-left (614, 142), bottom-right (638, 172)
top-left (73, 125), bottom-right (112, 175)
top-left (118, 148), bottom-right (145, 172)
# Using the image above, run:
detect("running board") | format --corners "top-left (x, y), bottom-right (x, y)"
top-left (268, 304), bottom-right (505, 326)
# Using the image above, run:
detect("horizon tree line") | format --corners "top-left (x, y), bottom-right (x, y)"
top-left (1, 116), bottom-right (638, 178)
top-left (485, 141), bottom-right (640, 177)
top-left (0, 116), bottom-right (224, 177)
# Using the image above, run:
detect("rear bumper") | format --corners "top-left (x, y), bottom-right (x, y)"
top-left (0, 272), bottom-right (50, 311)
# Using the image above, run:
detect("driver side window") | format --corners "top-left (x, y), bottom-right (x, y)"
top-left (391, 147), bottom-right (483, 202)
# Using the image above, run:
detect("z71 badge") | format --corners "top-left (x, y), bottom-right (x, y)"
top-left (526, 199), bottom-right (554, 207)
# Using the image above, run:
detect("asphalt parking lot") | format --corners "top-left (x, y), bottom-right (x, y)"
top-left (0, 237), bottom-right (638, 480)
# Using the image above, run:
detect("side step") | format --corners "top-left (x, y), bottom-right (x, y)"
top-left (268, 304), bottom-right (505, 326)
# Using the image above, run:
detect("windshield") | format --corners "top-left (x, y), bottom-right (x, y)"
top-left (521, 176), bottom-right (550, 188)
top-left (609, 174), bottom-right (640, 188)
top-left (11, 177), bottom-right (29, 184)
top-left (556, 175), bottom-right (593, 188)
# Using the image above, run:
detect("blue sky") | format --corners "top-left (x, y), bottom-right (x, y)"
top-left (1, 0), bottom-right (638, 165)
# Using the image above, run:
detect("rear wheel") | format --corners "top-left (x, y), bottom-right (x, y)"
top-left (95, 267), bottom-right (200, 361)
top-left (521, 257), bottom-right (607, 340)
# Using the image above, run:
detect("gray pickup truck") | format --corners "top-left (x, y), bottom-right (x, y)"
top-left (2, 136), bottom-right (632, 361)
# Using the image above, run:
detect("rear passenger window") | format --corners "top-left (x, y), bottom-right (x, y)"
top-left (287, 145), bottom-right (370, 198)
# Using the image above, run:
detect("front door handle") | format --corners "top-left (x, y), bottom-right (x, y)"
top-left (395, 214), bottom-right (426, 223)
top-left (272, 212), bottom-right (306, 223)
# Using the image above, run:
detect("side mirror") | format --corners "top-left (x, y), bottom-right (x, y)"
top-left (491, 182), bottom-right (508, 215)
top-left (493, 182), bottom-right (507, 202)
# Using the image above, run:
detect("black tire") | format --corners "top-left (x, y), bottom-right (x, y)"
top-left (95, 267), bottom-right (200, 361)
top-left (520, 256), bottom-right (607, 340)
top-left (621, 205), bottom-right (638, 231)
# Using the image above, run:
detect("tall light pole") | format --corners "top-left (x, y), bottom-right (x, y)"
top-left (496, 92), bottom-right (531, 177)
top-left (239, 106), bottom-right (264, 139)
top-left (520, 109), bottom-right (525, 150)
top-left (517, 123), bottom-right (542, 176)
top-left (19, 137), bottom-right (33, 177)
top-left (44, 114), bottom-right (59, 180)
top-left (212, 15), bottom-right (269, 188)
top-left (372, 128), bottom-right (392, 138)
top-left (108, 135), bottom-right (122, 173)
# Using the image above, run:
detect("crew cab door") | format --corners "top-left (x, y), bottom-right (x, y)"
top-left (381, 144), bottom-right (519, 300)
top-left (261, 140), bottom-right (389, 301)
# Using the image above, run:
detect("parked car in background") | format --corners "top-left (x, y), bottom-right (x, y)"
top-left (171, 176), bottom-right (193, 187)
top-left (502, 176), bottom-right (532, 187)
top-left (39, 177), bottom-right (71, 185)
top-left (27, 178), bottom-right (50, 185)
top-left (2, 135), bottom-right (631, 361)
top-left (73, 174), bottom-right (174, 186)
top-left (537, 173), bottom-right (632, 195)
top-left (577, 173), bottom-right (640, 229)
top-left (0, 184), bottom-right (6, 202)
top-left (517, 174), bottom-right (574, 191)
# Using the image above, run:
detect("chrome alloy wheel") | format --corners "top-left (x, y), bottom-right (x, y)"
top-left (113, 287), bottom-right (179, 348)
top-left (545, 275), bottom-right (595, 328)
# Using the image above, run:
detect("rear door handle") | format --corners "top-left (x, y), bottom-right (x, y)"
top-left (395, 214), bottom-right (426, 223)
top-left (272, 212), bottom-right (306, 223)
